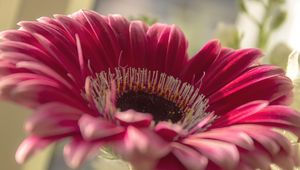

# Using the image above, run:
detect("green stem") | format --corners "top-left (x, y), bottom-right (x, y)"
top-left (256, 0), bottom-right (274, 49)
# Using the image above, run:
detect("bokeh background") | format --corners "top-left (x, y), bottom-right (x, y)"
top-left (0, 0), bottom-right (299, 169)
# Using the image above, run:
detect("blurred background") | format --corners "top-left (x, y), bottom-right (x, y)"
top-left (0, 0), bottom-right (299, 169)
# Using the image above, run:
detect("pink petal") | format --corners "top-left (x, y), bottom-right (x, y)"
top-left (212, 100), bottom-right (269, 127)
top-left (221, 106), bottom-right (300, 130)
top-left (15, 136), bottom-right (54, 164)
top-left (55, 14), bottom-right (108, 73)
top-left (228, 125), bottom-right (293, 155)
top-left (240, 148), bottom-right (272, 170)
top-left (183, 138), bottom-right (239, 170)
top-left (114, 109), bottom-right (153, 127)
top-left (64, 138), bottom-right (100, 169)
top-left (155, 121), bottom-right (184, 141)
top-left (79, 114), bottom-right (124, 141)
top-left (31, 33), bottom-right (83, 86)
top-left (172, 142), bottom-right (208, 170)
top-left (156, 154), bottom-right (186, 170)
top-left (146, 24), bottom-right (188, 76)
top-left (181, 40), bottom-right (221, 83)
top-left (18, 21), bottom-right (80, 72)
top-left (127, 21), bottom-right (148, 67)
top-left (105, 14), bottom-right (130, 67)
top-left (16, 61), bottom-right (73, 90)
top-left (191, 127), bottom-right (254, 151)
top-left (202, 48), bottom-right (262, 95)
top-left (0, 41), bottom-right (64, 73)
top-left (70, 10), bottom-right (120, 69)
top-left (273, 151), bottom-right (296, 170)
top-left (114, 126), bottom-right (170, 160)
top-left (25, 102), bottom-right (84, 137)
top-left (10, 80), bottom-right (86, 109)
top-left (209, 69), bottom-right (293, 114)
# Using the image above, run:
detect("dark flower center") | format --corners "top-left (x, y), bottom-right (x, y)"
top-left (116, 91), bottom-right (183, 123)
top-left (89, 67), bottom-right (210, 130)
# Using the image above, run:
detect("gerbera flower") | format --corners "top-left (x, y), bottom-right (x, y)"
top-left (0, 10), bottom-right (299, 170)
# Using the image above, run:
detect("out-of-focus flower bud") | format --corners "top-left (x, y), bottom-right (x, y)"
top-left (269, 42), bottom-right (292, 69)
top-left (214, 23), bottom-right (241, 49)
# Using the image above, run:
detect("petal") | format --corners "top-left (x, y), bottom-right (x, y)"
top-left (228, 125), bottom-right (293, 155)
top-left (218, 106), bottom-right (300, 130)
top-left (181, 40), bottom-right (221, 83)
top-left (208, 66), bottom-right (293, 114)
top-left (15, 136), bottom-right (54, 164)
top-left (70, 10), bottom-right (120, 69)
top-left (64, 138), bottom-right (100, 169)
top-left (16, 61), bottom-right (73, 90)
top-left (172, 142), bottom-right (208, 170)
top-left (156, 153), bottom-right (186, 170)
top-left (114, 109), bottom-right (153, 128)
top-left (202, 48), bottom-right (262, 95)
top-left (126, 21), bottom-right (148, 67)
top-left (0, 41), bottom-right (65, 74)
top-left (240, 148), bottom-right (272, 170)
top-left (114, 126), bottom-right (170, 161)
top-left (191, 127), bottom-right (255, 151)
top-left (25, 102), bottom-right (84, 137)
top-left (79, 114), bottom-right (124, 141)
top-left (273, 152), bottom-right (295, 170)
top-left (212, 100), bottom-right (269, 127)
top-left (155, 121), bottom-right (184, 141)
top-left (18, 21), bottom-right (80, 74)
top-left (183, 138), bottom-right (239, 170)
top-left (146, 24), bottom-right (188, 76)
top-left (59, 13), bottom-right (116, 72)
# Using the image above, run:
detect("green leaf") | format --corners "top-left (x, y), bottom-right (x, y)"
top-left (270, 0), bottom-right (286, 4)
top-left (270, 9), bottom-right (287, 31)
top-left (238, 0), bottom-right (248, 13)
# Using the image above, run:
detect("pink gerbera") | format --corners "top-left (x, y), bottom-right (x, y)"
top-left (0, 10), bottom-right (300, 170)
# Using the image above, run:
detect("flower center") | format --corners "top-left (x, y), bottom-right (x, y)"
top-left (116, 91), bottom-right (183, 123)
top-left (88, 67), bottom-right (210, 129)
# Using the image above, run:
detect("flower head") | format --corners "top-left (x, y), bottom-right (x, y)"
top-left (0, 10), bottom-right (299, 170)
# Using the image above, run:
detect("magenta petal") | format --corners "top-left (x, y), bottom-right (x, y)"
top-left (146, 24), bottom-right (188, 76)
top-left (25, 102), bottom-right (83, 137)
top-left (0, 41), bottom-right (65, 74)
top-left (240, 148), bottom-right (272, 170)
top-left (209, 69), bottom-right (293, 114)
top-left (191, 127), bottom-right (254, 151)
top-left (172, 142), bottom-right (208, 170)
top-left (16, 61), bottom-right (73, 90)
top-left (273, 152), bottom-right (295, 170)
top-left (127, 21), bottom-right (148, 67)
top-left (114, 109), bottom-right (153, 127)
top-left (156, 153), bottom-right (186, 170)
top-left (79, 114), bottom-right (124, 140)
top-left (202, 48), bottom-right (262, 95)
top-left (212, 100), bottom-right (269, 127)
top-left (183, 138), bottom-right (239, 170)
top-left (71, 10), bottom-right (120, 69)
top-left (56, 14), bottom-right (107, 73)
top-left (224, 106), bottom-right (300, 129)
top-left (114, 126), bottom-right (170, 160)
top-left (64, 138), bottom-right (100, 169)
top-left (228, 125), bottom-right (293, 155)
top-left (155, 121), bottom-right (184, 141)
top-left (16, 136), bottom-right (54, 164)
top-left (181, 40), bottom-right (221, 83)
